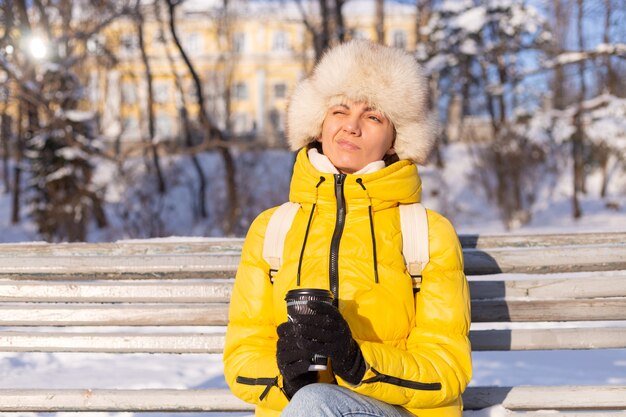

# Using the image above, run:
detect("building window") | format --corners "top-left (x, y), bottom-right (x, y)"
top-left (122, 116), bottom-right (140, 139)
top-left (233, 33), bottom-right (246, 53)
top-left (182, 32), bottom-right (203, 56)
top-left (122, 81), bottom-right (136, 104)
top-left (156, 113), bottom-right (174, 138)
top-left (231, 112), bottom-right (249, 134)
top-left (153, 80), bottom-right (170, 104)
top-left (0, 85), bottom-right (9, 102)
top-left (392, 30), bottom-right (407, 50)
top-left (352, 30), bottom-right (369, 40)
top-left (232, 82), bottom-right (248, 100)
top-left (272, 31), bottom-right (289, 51)
top-left (120, 33), bottom-right (138, 57)
top-left (269, 109), bottom-right (284, 133)
top-left (273, 83), bottom-right (287, 99)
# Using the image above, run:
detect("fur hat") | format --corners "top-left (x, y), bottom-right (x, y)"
top-left (286, 40), bottom-right (436, 165)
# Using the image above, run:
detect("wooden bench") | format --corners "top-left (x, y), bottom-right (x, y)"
top-left (1, 233), bottom-right (625, 415)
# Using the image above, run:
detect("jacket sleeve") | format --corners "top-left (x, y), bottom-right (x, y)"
top-left (338, 211), bottom-right (472, 409)
top-left (223, 207), bottom-right (289, 411)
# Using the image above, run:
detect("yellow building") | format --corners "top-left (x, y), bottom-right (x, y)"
top-left (86, 0), bottom-right (419, 148)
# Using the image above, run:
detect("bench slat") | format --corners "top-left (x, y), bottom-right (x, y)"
top-left (0, 254), bottom-right (239, 279)
top-left (0, 245), bottom-right (624, 279)
top-left (469, 327), bottom-right (626, 350)
top-left (0, 304), bottom-right (228, 326)
top-left (0, 281), bottom-right (233, 303)
top-left (472, 297), bottom-right (626, 322)
top-left (463, 385), bottom-right (626, 410)
top-left (463, 245), bottom-right (626, 275)
top-left (0, 332), bottom-right (226, 353)
top-left (0, 386), bottom-right (625, 412)
top-left (2, 274), bottom-right (625, 302)
top-left (0, 232), bottom-right (623, 255)
top-left (459, 232), bottom-right (626, 248)
top-left (2, 327), bottom-right (625, 352)
top-left (3, 297), bottom-right (625, 326)
top-left (469, 273), bottom-right (626, 299)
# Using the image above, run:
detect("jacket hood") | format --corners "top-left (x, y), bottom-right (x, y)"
top-left (289, 148), bottom-right (422, 210)
top-left (286, 40), bottom-right (437, 165)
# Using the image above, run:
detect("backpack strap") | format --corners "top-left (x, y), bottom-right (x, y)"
top-left (399, 203), bottom-right (429, 292)
top-left (262, 202), bottom-right (300, 282)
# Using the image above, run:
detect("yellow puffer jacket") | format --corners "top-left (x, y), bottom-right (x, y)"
top-left (224, 149), bottom-right (472, 416)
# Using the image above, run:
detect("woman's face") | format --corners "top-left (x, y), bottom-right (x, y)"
top-left (318, 99), bottom-right (395, 174)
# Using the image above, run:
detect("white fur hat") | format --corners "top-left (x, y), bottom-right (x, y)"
top-left (286, 40), bottom-right (436, 165)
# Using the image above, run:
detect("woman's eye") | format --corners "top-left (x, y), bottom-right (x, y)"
top-left (369, 115), bottom-right (381, 122)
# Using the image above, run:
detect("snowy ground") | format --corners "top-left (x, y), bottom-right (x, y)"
top-left (0, 143), bottom-right (625, 416)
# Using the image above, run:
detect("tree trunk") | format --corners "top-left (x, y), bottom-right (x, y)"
top-left (1, 113), bottom-right (10, 194)
top-left (136, 4), bottom-right (167, 194)
top-left (11, 103), bottom-right (24, 224)
top-left (165, 0), bottom-right (210, 220)
top-left (572, 0), bottom-right (586, 219)
top-left (166, 0), bottom-right (239, 234)
top-left (375, 0), bottom-right (385, 44)
top-left (319, 0), bottom-right (331, 55)
top-left (334, 0), bottom-right (347, 43)
top-left (603, 0), bottom-right (616, 94)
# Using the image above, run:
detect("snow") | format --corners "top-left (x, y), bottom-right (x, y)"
top-left (1, 142), bottom-right (625, 417)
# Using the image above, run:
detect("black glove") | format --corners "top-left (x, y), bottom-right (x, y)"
top-left (276, 321), bottom-right (317, 398)
top-left (292, 300), bottom-right (366, 385)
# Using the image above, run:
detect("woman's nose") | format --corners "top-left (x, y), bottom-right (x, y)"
top-left (343, 116), bottom-right (361, 135)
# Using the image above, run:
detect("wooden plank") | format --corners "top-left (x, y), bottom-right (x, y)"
top-left (469, 273), bottom-right (626, 299)
top-left (463, 385), bottom-right (626, 410)
top-left (0, 281), bottom-right (233, 303)
top-left (464, 245), bottom-right (626, 275)
top-left (0, 253), bottom-right (239, 279)
top-left (0, 240), bottom-right (245, 256)
top-left (0, 232), bottom-right (623, 256)
top-left (469, 327), bottom-right (626, 350)
top-left (0, 332), bottom-right (226, 353)
top-left (459, 232), bottom-right (626, 249)
top-left (2, 274), bottom-right (625, 303)
top-left (503, 413), bottom-right (626, 417)
top-left (0, 243), bottom-right (624, 279)
top-left (0, 389), bottom-right (253, 412)
top-left (1, 327), bottom-right (625, 353)
top-left (0, 304), bottom-right (228, 326)
top-left (1, 386), bottom-right (625, 412)
top-left (472, 298), bottom-right (626, 322)
top-left (2, 297), bottom-right (625, 326)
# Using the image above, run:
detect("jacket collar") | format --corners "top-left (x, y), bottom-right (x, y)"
top-left (307, 148), bottom-right (386, 175)
top-left (289, 148), bottom-right (422, 211)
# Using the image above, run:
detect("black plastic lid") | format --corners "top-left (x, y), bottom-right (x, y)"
top-left (285, 288), bottom-right (333, 301)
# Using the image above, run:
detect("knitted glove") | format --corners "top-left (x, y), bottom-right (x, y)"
top-left (293, 300), bottom-right (366, 385)
top-left (276, 321), bottom-right (317, 399)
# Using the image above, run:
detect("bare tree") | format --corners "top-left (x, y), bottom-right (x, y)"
top-left (0, 0), bottom-right (130, 240)
top-left (135, 1), bottom-right (167, 194)
top-left (375, 0), bottom-right (385, 44)
top-left (164, 0), bottom-right (239, 234)
top-left (570, 0), bottom-right (586, 218)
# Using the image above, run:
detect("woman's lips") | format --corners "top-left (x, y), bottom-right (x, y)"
top-left (336, 139), bottom-right (360, 151)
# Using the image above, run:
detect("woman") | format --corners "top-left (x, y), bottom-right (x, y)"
top-left (224, 40), bottom-right (471, 417)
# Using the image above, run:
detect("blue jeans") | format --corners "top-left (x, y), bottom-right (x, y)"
top-left (280, 383), bottom-right (416, 417)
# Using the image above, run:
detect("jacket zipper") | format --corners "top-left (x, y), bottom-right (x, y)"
top-left (329, 173), bottom-right (346, 306)
top-left (362, 367), bottom-right (442, 391)
top-left (236, 376), bottom-right (279, 400)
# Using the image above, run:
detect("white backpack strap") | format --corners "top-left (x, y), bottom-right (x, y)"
top-left (262, 202), bottom-right (300, 282)
top-left (399, 203), bottom-right (429, 291)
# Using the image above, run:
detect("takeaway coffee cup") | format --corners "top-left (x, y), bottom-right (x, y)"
top-left (285, 288), bottom-right (334, 371)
